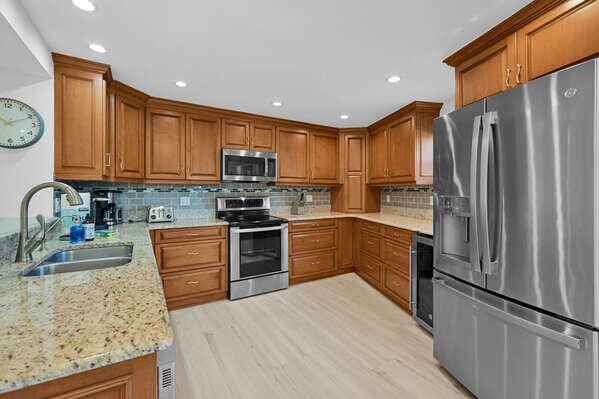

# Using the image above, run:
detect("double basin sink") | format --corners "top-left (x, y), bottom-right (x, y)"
top-left (22, 244), bottom-right (133, 277)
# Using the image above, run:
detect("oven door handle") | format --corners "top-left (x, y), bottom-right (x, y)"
top-left (232, 224), bottom-right (287, 234)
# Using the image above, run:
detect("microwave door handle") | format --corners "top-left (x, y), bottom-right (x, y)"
top-left (479, 111), bottom-right (499, 275)
top-left (469, 115), bottom-right (483, 273)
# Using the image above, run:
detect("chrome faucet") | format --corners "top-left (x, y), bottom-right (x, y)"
top-left (15, 182), bottom-right (83, 263)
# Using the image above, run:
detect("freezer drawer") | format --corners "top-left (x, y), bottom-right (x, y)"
top-left (434, 273), bottom-right (599, 399)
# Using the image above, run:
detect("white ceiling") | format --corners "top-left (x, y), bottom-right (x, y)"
top-left (19, 0), bottom-right (529, 127)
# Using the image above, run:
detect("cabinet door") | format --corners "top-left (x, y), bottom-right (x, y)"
top-left (54, 66), bottom-right (105, 180)
top-left (367, 127), bottom-right (388, 183)
top-left (186, 113), bottom-right (221, 181)
top-left (250, 123), bottom-right (276, 152)
top-left (311, 130), bottom-right (339, 184)
top-left (277, 127), bottom-right (310, 184)
top-left (222, 118), bottom-right (250, 149)
top-left (145, 108), bottom-right (186, 180)
top-left (337, 218), bottom-right (354, 269)
top-left (115, 93), bottom-right (145, 179)
top-left (517, 0), bottom-right (599, 83)
top-left (345, 174), bottom-right (364, 211)
top-left (387, 117), bottom-right (414, 183)
top-left (455, 34), bottom-right (516, 108)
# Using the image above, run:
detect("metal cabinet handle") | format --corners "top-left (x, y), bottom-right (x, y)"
top-left (311, 261), bottom-right (321, 265)
top-left (120, 158), bottom-right (124, 171)
top-left (311, 239), bottom-right (321, 243)
top-left (393, 251), bottom-right (401, 256)
top-left (505, 67), bottom-right (512, 88)
top-left (433, 278), bottom-right (585, 350)
top-left (105, 153), bottom-right (112, 167)
top-left (186, 233), bottom-right (201, 237)
top-left (516, 64), bottom-right (522, 85)
top-left (187, 251), bottom-right (201, 256)
top-left (367, 241), bottom-right (374, 245)
top-left (186, 280), bottom-right (200, 285)
top-left (392, 281), bottom-right (401, 287)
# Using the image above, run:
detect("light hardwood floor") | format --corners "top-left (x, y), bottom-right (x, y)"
top-left (170, 273), bottom-right (473, 399)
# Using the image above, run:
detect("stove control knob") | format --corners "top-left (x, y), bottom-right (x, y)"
top-left (151, 215), bottom-right (156, 220)
top-left (166, 214), bottom-right (171, 219)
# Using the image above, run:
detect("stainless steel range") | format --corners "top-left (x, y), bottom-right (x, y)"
top-left (216, 197), bottom-right (289, 300)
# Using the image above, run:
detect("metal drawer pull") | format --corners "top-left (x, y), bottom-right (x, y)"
top-left (186, 280), bottom-right (200, 285)
top-left (433, 278), bottom-right (585, 350)
top-left (311, 261), bottom-right (321, 265)
top-left (393, 251), bottom-right (401, 256)
top-left (367, 241), bottom-right (375, 245)
top-left (311, 240), bottom-right (321, 243)
top-left (392, 281), bottom-right (401, 287)
top-left (187, 251), bottom-right (201, 256)
top-left (186, 233), bottom-right (201, 237)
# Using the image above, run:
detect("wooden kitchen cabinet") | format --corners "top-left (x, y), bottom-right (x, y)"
top-left (186, 113), bottom-right (221, 181)
top-left (151, 226), bottom-right (227, 309)
top-left (310, 130), bottom-right (340, 184)
top-left (277, 126), bottom-right (311, 184)
top-left (250, 123), bottom-right (276, 152)
top-left (366, 102), bottom-right (442, 186)
top-left (0, 354), bottom-right (156, 399)
top-left (446, 0), bottom-right (599, 109)
top-left (53, 54), bottom-right (109, 181)
top-left (332, 131), bottom-right (380, 213)
top-left (336, 218), bottom-right (354, 269)
top-left (221, 118), bottom-right (251, 149)
top-left (145, 108), bottom-right (186, 180)
top-left (114, 91), bottom-right (145, 179)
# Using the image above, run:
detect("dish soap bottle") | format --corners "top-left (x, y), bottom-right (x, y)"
top-left (83, 214), bottom-right (95, 241)
top-left (69, 215), bottom-right (86, 244)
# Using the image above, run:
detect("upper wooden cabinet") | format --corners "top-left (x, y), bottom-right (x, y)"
top-left (187, 113), bottom-right (221, 181)
top-left (277, 126), bottom-right (310, 184)
top-left (53, 54), bottom-right (109, 181)
top-left (114, 89), bottom-right (146, 180)
top-left (366, 102), bottom-right (442, 186)
top-left (447, 0), bottom-right (599, 108)
top-left (250, 123), bottom-right (276, 152)
top-left (310, 130), bottom-right (339, 184)
top-left (145, 108), bottom-right (186, 180)
top-left (277, 127), bottom-right (340, 185)
top-left (221, 118), bottom-right (250, 149)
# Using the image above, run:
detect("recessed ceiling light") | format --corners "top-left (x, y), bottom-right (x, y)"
top-left (72, 0), bottom-right (95, 12)
top-left (89, 43), bottom-right (106, 53)
top-left (272, 101), bottom-right (283, 107)
top-left (175, 81), bottom-right (187, 88)
top-left (340, 114), bottom-right (349, 120)
top-left (387, 75), bottom-right (401, 83)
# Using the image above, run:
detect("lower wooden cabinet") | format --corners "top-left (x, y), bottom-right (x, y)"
top-left (290, 251), bottom-right (335, 278)
top-left (151, 226), bottom-right (227, 310)
top-left (357, 253), bottom-right (382, 286)
top-left (0, 354), bottom-right (156, 399)
top-left (382, 266), bottom-right (411, 310)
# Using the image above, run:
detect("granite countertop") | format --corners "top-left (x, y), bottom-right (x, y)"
top-left (0, 220), bottom-right (192, 394)
top-left (273, 211), bottom-right (433, 235)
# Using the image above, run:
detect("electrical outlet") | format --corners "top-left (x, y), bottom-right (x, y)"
top-left (305, 194), bottom-right (313, 203)
top-left (386, 195), bottom-right (391, 203)
top-left (180, 196), bottom-right (191, 206)
top-left (429, 196), bottom-right (433, 206)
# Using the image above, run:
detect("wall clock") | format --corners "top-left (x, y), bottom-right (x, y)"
top-left (0, 98), bottom-right (44, 149)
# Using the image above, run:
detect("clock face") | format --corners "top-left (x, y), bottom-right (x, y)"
top-left (0, 98), bottom-right (44, 149)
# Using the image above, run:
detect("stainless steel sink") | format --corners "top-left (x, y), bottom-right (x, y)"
top-left (22, 244), bottom-right (133, 277)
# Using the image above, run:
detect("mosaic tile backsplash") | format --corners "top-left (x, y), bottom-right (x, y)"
top-left (380, 185), bottom-right (433, 220)
top-left (59, 181), bottom-right (331, 221)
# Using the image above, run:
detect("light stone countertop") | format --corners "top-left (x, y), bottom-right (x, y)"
top-left (0, 218), bottom-right (224, 394)
top-left (273, 211), bottom-right (433, 235)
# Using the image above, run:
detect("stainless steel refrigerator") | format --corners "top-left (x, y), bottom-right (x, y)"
top-left (433, 58), bottom-right (599, 399)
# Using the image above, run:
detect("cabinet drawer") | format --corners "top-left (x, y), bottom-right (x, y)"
top-left (360, 232), bottom-right (381, 258)
top-left (358, 253), bottom-right (382, 283)
top-left (360, 220), bottom-right (381, 233)
top-left (154, 226), bottom-right (226, 243)
top-left (290, 252), bottom-right (335, 278)
top-left (156, 240), bottom-right (226, 273)
top-left (383, 267), bottom-right (410, 303)
top-left (382, 226), bottom-right (412, 245)
top-left (290, 219), bottom-right (336, 232)
top-left (291, 230), bottom-right (336, 254)
top-left (381, 240), bottom-right (410, 274)
top-left (162, 267), bottom-right (226, 300)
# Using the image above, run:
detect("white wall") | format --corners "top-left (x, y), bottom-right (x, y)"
top-left (0, 79), bottom-right (54, 217)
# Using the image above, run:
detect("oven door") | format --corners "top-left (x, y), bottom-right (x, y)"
top-left (229, 224), bottom-right (288, 281)
top-left (222, 149), bottom-right (277, 182)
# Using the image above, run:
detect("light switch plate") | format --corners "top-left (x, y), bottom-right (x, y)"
top-left (386, 195), bottom-right (391, 202)
top-left (305, 194), bottom-right (313, 203)
top-left (429, 196), bottom-right (433, 205)
top-left (180, 196), bottom-right (191, 206)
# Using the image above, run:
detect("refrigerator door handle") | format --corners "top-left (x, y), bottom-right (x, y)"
top-left (480, 112), bottom-right (499, 275)
top-left (469, 115), bottom-right (483, 272)
top-left (432, 277), bottom-right (586, 350)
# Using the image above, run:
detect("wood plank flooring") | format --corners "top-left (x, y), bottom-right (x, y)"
top-left (170, 273), bottom-right (473, 399)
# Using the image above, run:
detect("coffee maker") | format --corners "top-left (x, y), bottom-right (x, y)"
top-left (92, 191), bottom-right (122, 229)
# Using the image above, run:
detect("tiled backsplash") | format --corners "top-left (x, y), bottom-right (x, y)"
top-left (59, 181), bottom-right (331, 221)
top-left (380, 185), bottom-right (433, 220)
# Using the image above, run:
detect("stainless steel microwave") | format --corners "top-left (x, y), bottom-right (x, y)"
top-left (222, 148), bottom-right (277, 182)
